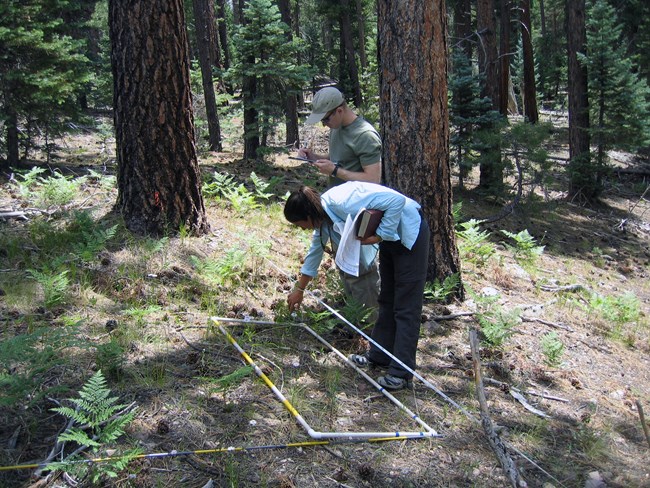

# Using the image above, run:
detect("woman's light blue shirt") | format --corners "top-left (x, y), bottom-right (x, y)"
top-left (300, 182), bottom-right (422, 278)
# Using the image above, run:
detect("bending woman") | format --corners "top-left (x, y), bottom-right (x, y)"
top-left (284, 181), bottom-right (430, 391)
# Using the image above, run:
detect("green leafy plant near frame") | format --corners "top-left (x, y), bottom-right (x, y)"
top-left (540, 331), bottom-right (565, 367)
top-left (203, 171), bottom-right (238, 199)
top-left (501, 229), bottom-right (545, 264)
top-left (46, 370), bottom-right (140, 484)
top-left (35, 171), bottom-right (86, 207)
top-left (13, 166), bottom-right (48, 197)
top-left (474, 294), bottom-right (521, 348)
top-left (72, 223), bottom-right (118, 263)
top-left (198, 365), bottom-right (255, 394)
top-left (425, 273), bottom-right (461, 303)
top-left (0, 325), bottom-right (85, 407)
top-left (224, 184), bottom-right (261, 213)
top-left (250, 171), bottom-right (280, 201)
top-left (27, 268), bottom-right (70, 308)
top-left (190, 248), bottom-right (248, 286)
top-left (581, 292), bottom-right (642, 342)
top-left (457, 219), bottom-right (496, 267)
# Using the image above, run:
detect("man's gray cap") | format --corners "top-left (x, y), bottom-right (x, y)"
top-left (305, 87), bottom-right (345, 125)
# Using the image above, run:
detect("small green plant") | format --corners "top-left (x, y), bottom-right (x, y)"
top-left (35, 171), bottom-right (85, 207)
top-left (72, 222), bottom-right (118, 263)
top-left (591, 246), bottom-right (606, 268)
top-left (225, 183), bottom-right (261, 213)
top-left (122, 305), bottom-right (162, 326)
top-left (424, 273), bottom-right (461, 303)
top-left (202, 171), bottom-right (238, 198)
top-left (572, 425), bottom-right (608, 462)
top-left (27, 268), bottom-right (70, 308)
top-left (14, 166), bottom-right (48, 196)
top-left (46, 370), bottom-right (140, 484)
top-left (588, 292), bottom-right (641, 326)
top-left (540, 331), bottom-right (565, 367)
top-left (477, 304), bottom-right (521, 348)
top-left (200, 365), bottom-right (255, 394)
top-left (452, 201), bottom-right (464, 227)
top-left (86, 169), bottom-right (117, 190)
top-left (0, 326), bottom-right (85, 406)
top-left (243, 234), bottom-right (272, 277)
top-left (457, 219), bottom-right (496, 267)
top-left (501, 229), bottom-right (545, 264)
top-left (96, 340), bottom-right (126, 381)
top-left (190, 248), bottom-right (247, 286)
top-left (301, 308), bottom-right (340, 335)
top-left (582, 292), bottom-right (642, 341)
top-left (339, 296), bottom-right (374, 328)
top-left (250, 171), bottom-right (279, 201)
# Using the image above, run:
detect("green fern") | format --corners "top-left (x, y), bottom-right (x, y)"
top-left (0, 325), bottom-right (85, 406)
top-left (501, 229), bottom-right (545, 263)
top-left (541, 332), bottom-right (565, 367)
top-left (36, 171), bottom-right (84, 206)
top-left (457, 219), bottom-right (496, 266)
top-left (14, 166), bottom-right (47, 196)
top-left (73, 224), bottom-right (118, 262)
top-left (27, 268), bottom-right (70, 308)
top-left (199, 365), bottom-right (255, 393)
top-left (190, 248), bottom-right (247, 285)
top-left (51, 370), bottom-right (137, 447)
top-left (250, 171), bottom-right (276, 201)
top-left (203, 171), bottom-right (238, 198)
top-left (424, 273), bottom-right (461, 303)
top-left (225, 184), bottom-right (261, 213)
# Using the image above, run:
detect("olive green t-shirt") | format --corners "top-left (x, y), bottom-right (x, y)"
top-left (328, 117), bottom-right (381, 187)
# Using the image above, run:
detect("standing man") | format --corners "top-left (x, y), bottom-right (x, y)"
top-left (296, 86), bottom-right (382, 319)
top-left (298, 86), bottom-right (381, 187)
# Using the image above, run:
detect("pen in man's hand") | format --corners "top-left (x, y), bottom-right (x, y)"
top-left (289, 156), bottom-right (317, 163)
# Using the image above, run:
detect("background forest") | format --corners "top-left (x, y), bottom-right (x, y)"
top-left (1, 0), bottom-right (649, 487)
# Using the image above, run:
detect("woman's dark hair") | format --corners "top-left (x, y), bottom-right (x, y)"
top-left (284, 186), bottom-right (327, 224)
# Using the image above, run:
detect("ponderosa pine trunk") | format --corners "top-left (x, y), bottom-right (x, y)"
top-left (277, 0), bottom-right (300, 146)
top-left (477, 0), bottom-right (504, 192)
top-left (378, 0), bottom-right (463, 296)
top-left (339, 0), bottom-right (362, 108)
top-left (498, 0), bottom-right (511, 116)
top-left (109, 0), bottom-right (209, 236)
top-left (566, 0), bottom-right (593, 201)
top-left (521, 0), bottom-right (539, 123)
top-left (192, 0), bottom-right (223, 151)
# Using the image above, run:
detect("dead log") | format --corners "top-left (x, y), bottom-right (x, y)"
top-left (469, 329), bottom-right (527, 487)
top-left (637, 400), bottom-right (650, 449)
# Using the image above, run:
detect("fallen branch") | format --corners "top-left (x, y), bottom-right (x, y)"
top-left (469, 329), bottom-right (528, 487)
top-left (431, 311), bottom-right (475, 321)
top-left (483, 377), bottom-right (569, 404)
top-left (521, 315), bottom-right (574, 332)
top-left (637, 400), bottom-right (650, 449)
top-left (0, 211), bottom-right (28, 220)
top-left (508, 390), bottom-right (552, 419)
top-left (539, 284), bottom-right (590, 293)
top-left (524, 390), bottom-right (570, 403)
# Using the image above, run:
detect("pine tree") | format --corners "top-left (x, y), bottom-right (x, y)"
top-left (228, 0), bottom-right (309, 159)
top-left (449, 51), bottom-right (503, 189)
top-left (0, 1), bottom-right (94, 170)
top-left (581, 0), bottom-right (650, 169)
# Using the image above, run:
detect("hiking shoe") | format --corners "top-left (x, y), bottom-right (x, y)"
top-left (349, 353), bottom-right (373, 368)
top-left (377, 374), bottom-right (413, 391)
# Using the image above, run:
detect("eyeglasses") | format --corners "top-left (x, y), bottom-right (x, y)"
top-left (321, 104), bottom-right (342, 124)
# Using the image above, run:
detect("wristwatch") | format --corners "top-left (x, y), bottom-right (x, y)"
top-left (331, 164), bottom-right (340, 177)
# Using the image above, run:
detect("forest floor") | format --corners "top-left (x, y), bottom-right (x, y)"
top-left (1, 115), bottom-right (650, 488)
